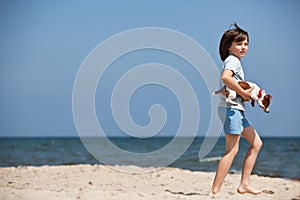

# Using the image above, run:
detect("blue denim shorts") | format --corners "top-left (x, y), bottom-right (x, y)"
top-left (218, 107), bottom-right (251, 134)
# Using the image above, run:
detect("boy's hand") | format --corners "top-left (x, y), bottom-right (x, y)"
top-left (240, 87), bottom-right (254, 101)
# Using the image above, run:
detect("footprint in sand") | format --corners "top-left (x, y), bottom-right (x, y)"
top-left (291, 195), bottom-right (300, 200)
top-left (262, 190), bottom-right (275, 194)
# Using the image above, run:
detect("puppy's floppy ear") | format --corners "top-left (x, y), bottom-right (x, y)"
top-left (265, 94), bottom-right (272, 101)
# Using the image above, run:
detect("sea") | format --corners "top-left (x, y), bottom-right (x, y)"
top-left (0, 137), bottom-right (299, 179)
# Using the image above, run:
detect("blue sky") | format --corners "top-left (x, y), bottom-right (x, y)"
top-left (0, 0), bottom-right (299, 137)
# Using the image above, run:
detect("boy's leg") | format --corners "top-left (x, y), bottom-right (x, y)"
top-left (238, 126), bottom-right (263, 194)
top-left (210, 134), bottom-right (240, 194)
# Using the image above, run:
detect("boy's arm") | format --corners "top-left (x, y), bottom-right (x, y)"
top-left (221, 69), bottom-right (253, 101)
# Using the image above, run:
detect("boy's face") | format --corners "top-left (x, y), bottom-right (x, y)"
top-left (228, 39), bottom-right (248, 60)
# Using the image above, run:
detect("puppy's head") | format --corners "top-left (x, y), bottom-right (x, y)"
top-left (262, 94), bottom-right (272, 113)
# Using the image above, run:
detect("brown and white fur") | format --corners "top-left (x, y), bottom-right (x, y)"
top-left (213, 81), bottom-right (272, 113)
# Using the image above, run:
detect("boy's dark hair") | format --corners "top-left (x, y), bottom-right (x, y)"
top-left (219, 23), bottom-right (249, 61)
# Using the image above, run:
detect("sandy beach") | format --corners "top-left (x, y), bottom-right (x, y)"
top-left (0, 164), bottom-right (299, 200)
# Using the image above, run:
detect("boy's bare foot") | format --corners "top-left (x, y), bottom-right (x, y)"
top-left (208, 191), bottom-right (215, 196)
top-left (209, 188), bottom-right (220, 197)
top-left (237, 184), bottom-right (261, 195)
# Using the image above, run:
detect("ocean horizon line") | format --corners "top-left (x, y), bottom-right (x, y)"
top-left (1, 135), bottom-right (299, 139)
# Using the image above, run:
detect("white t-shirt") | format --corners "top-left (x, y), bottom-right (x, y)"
top-left (219, 55), bottom-right (246, 111)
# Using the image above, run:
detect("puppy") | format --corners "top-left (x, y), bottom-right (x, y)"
top-left (213, 81), bottom-right (272, 113)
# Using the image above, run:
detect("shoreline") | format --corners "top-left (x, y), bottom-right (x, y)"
top-left (1, 164), bottom-right (299, 200)
top-left (1, 163), bottom-right (298, 180)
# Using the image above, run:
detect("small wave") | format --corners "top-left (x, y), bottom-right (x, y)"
top-left (199, 156), bottom-right (222, 162)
